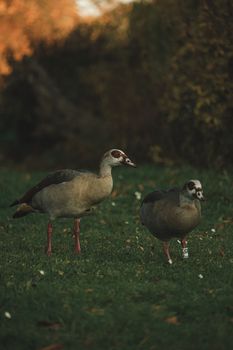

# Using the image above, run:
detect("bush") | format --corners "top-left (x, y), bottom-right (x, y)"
top-left (0, 0), bottom-right (232, 169)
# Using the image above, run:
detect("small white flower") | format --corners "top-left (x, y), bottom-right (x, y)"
top-left (39, 270), bottom-right (45, 275)
top-left (4, 311), bottom-right (11, 319)
top-left (211, 228), bottom-right (216, 233)
top-left (134, 191), bottom-right (142, 200)
top-left (198, 274), bottom-right (204, 279)
top-left (125, 221), bottom-right (129, 225)
top-left (111, 202), bottom-right (116, 207)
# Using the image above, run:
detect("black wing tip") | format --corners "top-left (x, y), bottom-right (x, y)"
top-left (10, 200), bottom-right (19, 207)
top-left (141, 190), bottom-right (164, 205)
top-left (12, 211), bottom-right (24, 219)
top-left (12, 212), bottom-right (19, 219)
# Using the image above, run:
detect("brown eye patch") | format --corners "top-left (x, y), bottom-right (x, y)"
top-left (111, 150), bottom-right (123, 158)
top-left (187, 181), bottom-right (195, 190)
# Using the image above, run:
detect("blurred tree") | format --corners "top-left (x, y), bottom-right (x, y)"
top-left (0, 0), bottom-right (232, 168)
top-left (160, 0), bottom-right (233, 167)
top-left (0, 0), bottom-right (78, 75)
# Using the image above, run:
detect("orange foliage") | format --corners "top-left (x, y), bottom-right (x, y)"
top-left (0, 0), bottom-right (78, 74)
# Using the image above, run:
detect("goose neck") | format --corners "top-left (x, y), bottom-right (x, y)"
top-left (180, 191), bottom-right (193, 204)
top-left (99, 162), bottom-right (112, 177)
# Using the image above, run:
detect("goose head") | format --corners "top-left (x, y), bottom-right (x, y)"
top-left (183, 179), bottom-right (205, 201)
top-left (102, 149), bottom-right (136, 168)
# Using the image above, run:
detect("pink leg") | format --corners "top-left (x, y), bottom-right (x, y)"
top-left (181, 238), bottom-right (189, 258)
top-left (46, 222), bottom-right (52, 256)
top-left (73, 218), bottom-right (81, 254)
top-left (163, 241), bottom-right (172, 264)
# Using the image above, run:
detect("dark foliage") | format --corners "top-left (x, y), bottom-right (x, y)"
top-left (0, 0), bottom-right (232, 169)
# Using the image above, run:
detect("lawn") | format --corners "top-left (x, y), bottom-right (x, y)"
top-left (0, 165), bottom-right (233, 350)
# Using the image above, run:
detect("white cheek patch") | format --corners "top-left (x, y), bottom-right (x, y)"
top-left (188, 188), bottom-right (196, 195)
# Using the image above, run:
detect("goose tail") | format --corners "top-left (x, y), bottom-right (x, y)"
top-left (10, 200), bottom-right (20, 207)
top-left (12, 203), bottom-right (34, 218)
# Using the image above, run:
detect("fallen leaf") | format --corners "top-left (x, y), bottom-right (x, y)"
top-left (222, 218), bottom-right (233, 224)
top-left (38, 344), bottom-right (63, 350)
top-left (111, 190), bottom-right (118, 198)
top-left (24, 173), bottom-right (31, 181)
top-left (151, 304), bottom-right (165, 312)
top-left (85, 288), bottom-right (94, 293)
top-left (63, 228), bottom-right (69, 233)
top-left (219, 247), bottom-right (225, 257)
top-left (206, 289), bottom-right (215, 295)
top-left (215, 223), bottom-right (225, 230)
top-left (86, 308), bottom-right (105, 316)
top-left (226, 305), bottom-right (233, 316)
top-left (216, 217), bottom-right (233, 230)
top-left (84, 337), bottom-right (94, 346)
top-left (37, 321), bottom-right (62, 330)
top-left (164, 316), bottom-right (180, 325)
top-left (138, 184), bottom-right (144, 191)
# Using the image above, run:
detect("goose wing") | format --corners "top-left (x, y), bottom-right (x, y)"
top-left (10, 169), bottom-right (82, 206)
top-left (141, 187), bottom-right (179, 205)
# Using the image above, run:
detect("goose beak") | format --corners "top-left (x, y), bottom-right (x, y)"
top-left (123, 157), bottom-right (136, 167)
top-left (197, 192), bottom-right (205, 201)
top-left (129, 161), bottom-right (137, 167)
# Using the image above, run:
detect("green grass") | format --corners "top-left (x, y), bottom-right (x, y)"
top-left (0, 165), bottom-right (233, 350)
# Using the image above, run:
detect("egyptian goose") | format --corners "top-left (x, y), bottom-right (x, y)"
top-left (10, 149), bottom-right (136, 255)
top-left (140, 180), bottom-right (205, 264)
